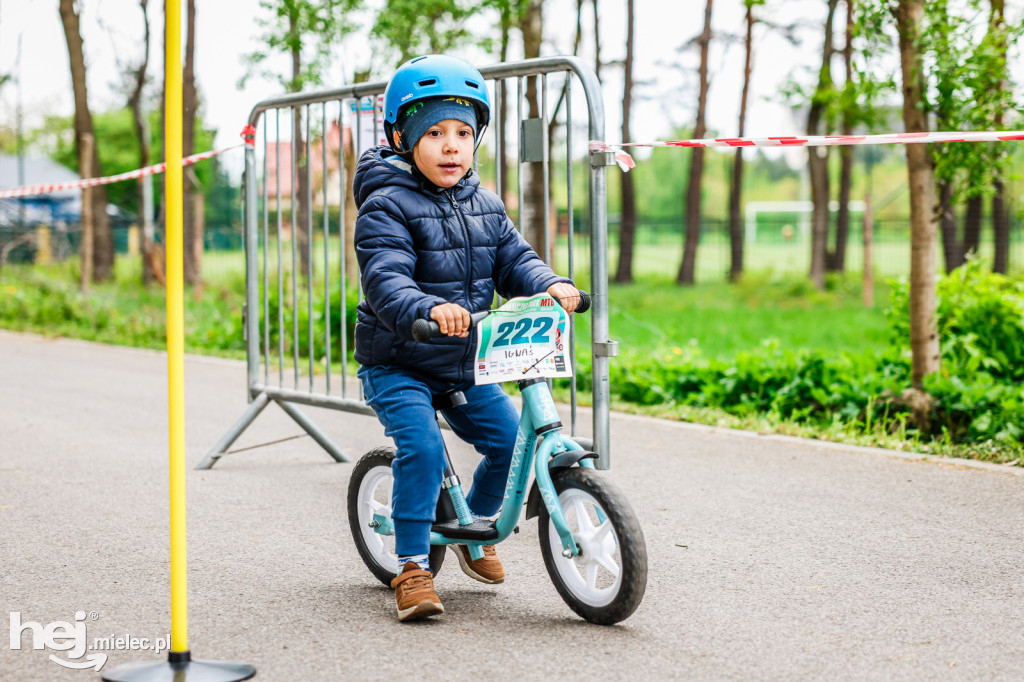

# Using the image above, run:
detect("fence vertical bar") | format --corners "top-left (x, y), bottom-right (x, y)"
top-left (372, 95), bottom-right (380, 147)
top-left (245, 119), bottom-right (260, 405)
top-left (262, 119), bottom-right (270, 386)
top-left (339, 99), bottom-right (348, 399)
top-left (275, 109), bottom-right (284, 387)
top-left (355, 98), bottom-right (365, 402)
top-left (494, 79), bottom-right (502, 202)
top-left (517, 76), bottom-right (525, 236)
top-left (541, 73), bottom-right (551, 266)
top-left (290, 107), bottom-right (299, 390)
top-left (322, 103), bottom-right (331, 396)
top-left (581, 69), bottom-right (611, 469)
top-left (306, 105), bottom-right (314, 392)
top-left (565, 73), bottom-right (577, 436)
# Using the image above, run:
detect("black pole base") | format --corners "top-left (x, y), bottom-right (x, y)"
top-left (102, 650), bottom-right (255, 682)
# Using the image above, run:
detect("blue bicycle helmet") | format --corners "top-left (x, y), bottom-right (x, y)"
top-left (383, 55), bottom-right (491, 154)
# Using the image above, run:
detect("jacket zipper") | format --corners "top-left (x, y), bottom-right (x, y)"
top-left (445, 187), bottom-right (475, 374)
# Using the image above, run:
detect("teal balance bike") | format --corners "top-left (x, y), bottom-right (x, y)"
top-left (347, 292), bottom-right (647, 624)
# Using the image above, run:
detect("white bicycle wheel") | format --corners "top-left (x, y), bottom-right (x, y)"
top-left (348, 447), bottom-right (445, 586)
top-left (538, 467), bottom-right (647, 624)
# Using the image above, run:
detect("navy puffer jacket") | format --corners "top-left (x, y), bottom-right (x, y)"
top-left (353, 146), bottom-right (570, 384)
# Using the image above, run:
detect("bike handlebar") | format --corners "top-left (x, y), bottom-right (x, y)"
top-left (412, 290), bottom-right (591, 343)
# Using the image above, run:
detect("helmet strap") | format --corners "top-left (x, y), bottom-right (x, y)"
top-left (474, 124), bottom-right (489, 152)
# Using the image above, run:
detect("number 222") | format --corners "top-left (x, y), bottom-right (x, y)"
top-left (492, 317), bottom-right (554, 347)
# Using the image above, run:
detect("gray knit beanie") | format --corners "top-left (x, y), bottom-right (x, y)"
top-left (391, 96), bottom-right (478, 154)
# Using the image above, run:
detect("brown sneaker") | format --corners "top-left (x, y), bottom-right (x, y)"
top-left (451, 544), bottom-right (505, 584)
top-left (390, 562), bottom-right (444, 621)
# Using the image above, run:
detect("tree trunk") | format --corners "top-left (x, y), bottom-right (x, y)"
top-left (728, 0), bottom-right (755, 283)
top-left (182, 0), bottom-right (202, 288)
top-left (808, 0), bottom-right (838, 289)
top-left (677, 0), bottom-right (712, 285)
top-left (862, 192), bottom-right (874, 307)
top-left (614, 0), bottom-right (636, 283)
top-left (592, 0), bottom-right (602, 80)
top-left (962, 195), bottom-right (982, 260)
top-left (289, 10), bottom-right (311, 279)
top-left (59, 0), bottom-right (113, 282)
top-left (993, 182), bottom-right (1009, 273)
top-left (896, 0), bottom-right (940, 388)
top-left (991, 0), bottom-right (1010, 274)
top-left (497, 4), bottom-right (512, 206)
top-left (937, 181), bottom-right (962, 273)
top-left (128, 0), bottom-right (158, 286)
top-left (519, 0), bottom-right (546, 256)
top-left (344, 69), bottom-right (371, 287)
top-left (829, 145), bottom-right (853, 272)
top-left (827, 0), bottom-right (855, 273)
top-left (344, 140), bottom-right (358, 286)
top-left (79, 133), bottom-right (94, 291)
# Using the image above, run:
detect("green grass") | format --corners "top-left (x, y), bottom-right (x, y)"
top-left (591, 274), bottom-right (891, 360)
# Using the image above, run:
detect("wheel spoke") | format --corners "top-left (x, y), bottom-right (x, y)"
top-left (594, 547), bottom-right (620, 578)
top-left (585, 558), bottom-right (599, 591)
top-left (592, 518), bottom-right (613, 544)
top-left (572, 498), bottom-right (596, 533)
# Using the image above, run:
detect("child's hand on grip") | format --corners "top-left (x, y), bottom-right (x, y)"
top-left (429, 302), bottom-right (471, 337)
top-left (547, 283), bottom-right (581, 314)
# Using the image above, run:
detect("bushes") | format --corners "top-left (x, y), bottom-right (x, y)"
top-left (0, 271), bottom-right (169, 349)
top-left (569, 260), bottom-right (1024, 454)
top-left (0, 266), bottom-right (247, 355)
top-left (260, 277), bottom-right (359, 363)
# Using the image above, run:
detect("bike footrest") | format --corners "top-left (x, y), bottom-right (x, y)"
top-left (430, 518), bottom-right (500, 541)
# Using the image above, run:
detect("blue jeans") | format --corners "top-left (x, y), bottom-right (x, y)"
top-left (358, 365), bottom-right (519, 557)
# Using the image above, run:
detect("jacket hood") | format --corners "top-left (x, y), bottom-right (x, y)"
top-left (353, 145), bottom-right (480, 209)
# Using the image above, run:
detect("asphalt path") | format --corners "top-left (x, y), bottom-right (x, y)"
top-left (2, 330), bottom-right (1022, 681)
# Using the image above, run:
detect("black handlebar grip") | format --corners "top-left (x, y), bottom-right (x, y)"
top-left (575, 290), bottom-right (592, 314)
top-left (412, 318), bottom-right (441, 343)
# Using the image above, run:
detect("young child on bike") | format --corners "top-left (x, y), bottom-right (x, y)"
top-left (353, 54), bottom-right (580, 621)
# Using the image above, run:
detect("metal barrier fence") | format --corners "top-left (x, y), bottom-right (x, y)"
top-left (198, 56), bottom-right (616, 470)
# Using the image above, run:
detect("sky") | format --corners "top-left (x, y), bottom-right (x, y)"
top-left (0, 0), bottom-right (1019, 179)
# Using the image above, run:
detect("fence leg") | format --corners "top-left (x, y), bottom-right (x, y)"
top-left (195, 392), bottom-right (271, 470)
top-left (274, 399), bottom-right (349, 463)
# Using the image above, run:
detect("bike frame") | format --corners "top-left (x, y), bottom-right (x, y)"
top-left (370, 379), bottom-right (589, 560)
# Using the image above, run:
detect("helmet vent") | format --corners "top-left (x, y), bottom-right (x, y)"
top-left (465, 80), bottom-right (480, 89)
top-left (417, 78), bottom-right (437, 87)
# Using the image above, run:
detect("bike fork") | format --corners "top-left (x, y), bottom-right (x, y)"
top-left (521, 380), bottom-right (581, 558)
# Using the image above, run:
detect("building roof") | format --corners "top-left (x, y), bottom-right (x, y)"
top-left (0, 153), bottom-right (81, 199)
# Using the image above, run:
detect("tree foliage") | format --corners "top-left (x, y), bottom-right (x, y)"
top-left (243, 0), bottom-right (361, 91)
top-left (925, 0), bottom-right (1022, 202)
top-left (373, 0), bottom-right (481, 65)
top-left (857, 0), bottom-right (1023, 202)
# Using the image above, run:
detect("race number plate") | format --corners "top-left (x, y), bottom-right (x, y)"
top-left (474, 294), bottom-right (572, 385)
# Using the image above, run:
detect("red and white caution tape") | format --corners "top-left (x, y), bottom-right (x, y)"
top-left (0, 145), bottom-right (242, 199)
top-left (591, 130), bottom-right (1024, 171)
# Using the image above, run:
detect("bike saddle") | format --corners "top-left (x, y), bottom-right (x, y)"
top-left (432, 389), bottom-right (467, 411)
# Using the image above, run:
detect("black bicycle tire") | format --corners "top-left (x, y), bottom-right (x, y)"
top-left (347, 446), bottom-right (445, 586)
top-left (538, 467), bottom-right (647, 624)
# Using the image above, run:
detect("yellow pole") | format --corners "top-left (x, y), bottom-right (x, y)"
top-left (165, 0), bottom-right (188, 654)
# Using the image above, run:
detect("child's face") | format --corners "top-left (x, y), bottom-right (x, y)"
top-left (412, 119), bottom-right (475, 188)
